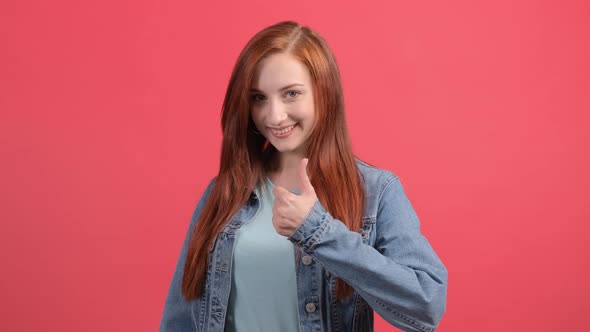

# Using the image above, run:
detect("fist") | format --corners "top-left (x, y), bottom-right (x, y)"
top-left (272, 158), bottom-right (318, 237)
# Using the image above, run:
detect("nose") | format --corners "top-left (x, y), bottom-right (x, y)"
top-left (266, 98), bottom-right (288, 125)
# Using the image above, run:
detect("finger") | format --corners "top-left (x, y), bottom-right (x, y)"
top-left (298, 158), bottom-right (314, 195)
top-left (272, 216), bottom-right (280, 232)
top-left (276, 185), bottom-right (299, 204)
top-left (273, 185), bottom-right (289, 198)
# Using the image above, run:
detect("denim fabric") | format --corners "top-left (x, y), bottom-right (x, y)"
top-left (159, 158), bottom-right (448, 332)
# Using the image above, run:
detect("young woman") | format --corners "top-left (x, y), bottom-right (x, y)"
top-left (159, 21), bottom-right (448, 332)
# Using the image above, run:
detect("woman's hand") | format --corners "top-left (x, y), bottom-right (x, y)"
top-left (272, 158), bottom-right (318, 237)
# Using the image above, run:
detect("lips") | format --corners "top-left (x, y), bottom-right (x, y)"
top-left (270, 123), bottom-right (297, 137)
top-left (268, 124), bottom-right (297, 131)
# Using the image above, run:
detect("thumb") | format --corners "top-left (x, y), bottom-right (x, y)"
top-left (298, 158), bottom-right (314, 195)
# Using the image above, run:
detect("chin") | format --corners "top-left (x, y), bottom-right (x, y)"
top-left (272, 144), bottom-right (298, 153)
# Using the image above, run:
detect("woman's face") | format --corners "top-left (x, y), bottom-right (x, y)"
top-left (250, 52), bottom-right (316, 157)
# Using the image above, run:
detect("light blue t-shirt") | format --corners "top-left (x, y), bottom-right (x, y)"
top-left (224, 176), bottom-right (301, 332)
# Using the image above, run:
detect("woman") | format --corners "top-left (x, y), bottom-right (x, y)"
top-left (159, 21), bottom-right (448, 332)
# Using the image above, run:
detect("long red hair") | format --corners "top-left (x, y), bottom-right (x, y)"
top-left (182, 21), bottom-right (367, 301)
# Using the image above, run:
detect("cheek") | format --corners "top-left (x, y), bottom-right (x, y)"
top-left (305, 97), bottom-right (316, 116)
top-left (296, 99), bottom-right (315, 121)
top-left (250, 108), bottom-right (262, 123)
top-left (302, 105), bottom-right (316, 123)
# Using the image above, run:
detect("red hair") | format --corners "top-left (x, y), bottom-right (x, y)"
top-left (182, 21), bottom-right (367, 301)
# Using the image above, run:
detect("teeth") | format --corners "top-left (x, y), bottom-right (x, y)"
top-left (271, 124), bottom-right (295, 135)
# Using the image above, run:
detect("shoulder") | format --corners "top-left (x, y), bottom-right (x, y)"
top-left (205, 176), bottom-right (217, 191)
top-left (207, 176), bottom-right (218, 187)
top-left (354, 157), bottom-right (400, 198)
top-left (198, 176), bottom-right (218, 202)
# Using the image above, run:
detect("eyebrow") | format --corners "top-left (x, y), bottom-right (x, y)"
top-left (249, 83), bottom-right (304, 93)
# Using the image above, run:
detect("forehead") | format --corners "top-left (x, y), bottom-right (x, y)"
top-left (252, 53), bottom-right (312, 90)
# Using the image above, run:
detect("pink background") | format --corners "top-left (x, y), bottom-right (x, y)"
top-left (1, 0), bottom-right (588, 331)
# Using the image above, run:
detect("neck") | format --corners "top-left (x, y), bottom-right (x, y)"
top-left (267, 151), bottom-right (309, 189)
top-left (276, 152), bottom-right (305, 173)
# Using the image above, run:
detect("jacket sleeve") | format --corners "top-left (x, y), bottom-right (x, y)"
top-left (287, 173), bottom-right (448, 332)
top-left (159, 177), bottom-right (216, 332)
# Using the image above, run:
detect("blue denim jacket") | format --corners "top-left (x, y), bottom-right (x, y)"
top-left (159, 159), bottom-right (448, 332)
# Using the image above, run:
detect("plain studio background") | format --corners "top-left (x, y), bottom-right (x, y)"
top-left (1, 0), bottom-right (588, 331)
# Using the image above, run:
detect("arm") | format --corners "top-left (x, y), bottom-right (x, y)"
top-left (159, 177), bottom-right (216, 332)
top-left (287, 173), bottom-right (448, 332)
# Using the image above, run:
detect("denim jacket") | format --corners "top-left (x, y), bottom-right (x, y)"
top-left (159, 159), bottom-right (448, 332)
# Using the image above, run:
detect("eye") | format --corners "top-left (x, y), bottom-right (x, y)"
top-left (285, 90), bottom-right (300, 98)
top-left (251, 94), bottom-right (266, 102)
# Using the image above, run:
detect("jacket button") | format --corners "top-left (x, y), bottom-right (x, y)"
top-left (249, 193), bottom-right (258, 203)
top-left (305, 303), bottom-right (316, 313)
top-left (302, 255), bottom-right (313, 265)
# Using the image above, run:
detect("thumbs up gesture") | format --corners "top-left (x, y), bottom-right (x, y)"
top-left (272, 158), bottom-right (318, 237)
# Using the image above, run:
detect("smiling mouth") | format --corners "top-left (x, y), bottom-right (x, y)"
top-left (270, 123), bottom-right (297, 137)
